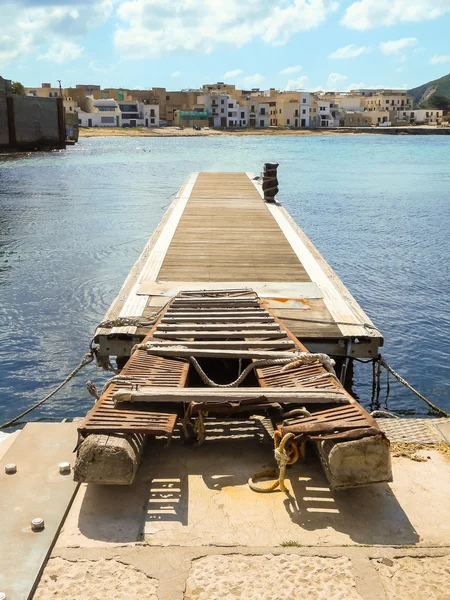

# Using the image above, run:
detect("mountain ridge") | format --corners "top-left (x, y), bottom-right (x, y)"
top-left (408, 72), bottom-right (450, 108)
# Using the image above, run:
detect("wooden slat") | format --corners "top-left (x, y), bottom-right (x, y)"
top-left (113, 387), bottom-right (348, 405)
top-left (153, 330), bottom-right (286, 339)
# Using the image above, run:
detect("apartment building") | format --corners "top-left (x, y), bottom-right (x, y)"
top-left (202, 93), bottom-right (248, 127)
top-left (78, 97), bottom-right (159, 128)
top-left (396, 109), bottom-right (443, 125)
top-left (358, 89), bottom-right (413, 112)
top-left (247, 99), bottom-right (269, 127)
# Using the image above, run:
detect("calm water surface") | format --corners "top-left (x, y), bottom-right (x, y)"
top-left (1, 135), bottom-right (449, 426)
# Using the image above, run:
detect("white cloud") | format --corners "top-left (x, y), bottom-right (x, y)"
top-left (329, 44), bottom-right (369, 59)
top-left (89, 60), bottom-right (114, 74)
top-left (114, 0), bottom-right (339, 57)
top-left (327, 72), bottom-right (348, 89)
top-left (241, 73), bottom-right (264, 87)
top-left (380, 38), bottom-right (418, 55)
top-left (223, 69), bottom-right (243, 78)
top-left (39, 40), bottom-right (84, 63)
top-left (342, 0), bottom-right (450, 30)
top-left (0, 1), bottom-right (112, 67)
top-left (170, 70), bottom-right (181, 77)
top-left (285, 75), bottom-right (309, 90)
top-left (430, 54), bottom-right (450, 64)
top-left (280, 65), bottom-right (303, 75)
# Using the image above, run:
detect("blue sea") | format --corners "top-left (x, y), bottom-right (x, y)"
top-left (1, 134), bottom-right (449, 427)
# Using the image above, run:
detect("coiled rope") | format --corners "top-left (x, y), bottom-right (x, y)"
top-left (249, 431), bottom-right (300, 494)
top-left (0, 351), bottom-right (96, 430)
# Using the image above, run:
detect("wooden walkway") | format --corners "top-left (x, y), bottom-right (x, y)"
top-left (95, 172), bottom-right (382, 359)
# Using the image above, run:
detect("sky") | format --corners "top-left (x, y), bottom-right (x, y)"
top-left (1, 0), bottom-right (450, 92)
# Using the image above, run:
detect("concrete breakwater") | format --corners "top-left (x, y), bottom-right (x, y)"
top-left (0, 76), bottom-right (66, 151)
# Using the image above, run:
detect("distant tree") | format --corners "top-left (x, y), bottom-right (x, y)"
top-left (427, 94), bottom-right (450, 114)
top-left (12, 81), bottom-right (26, 95)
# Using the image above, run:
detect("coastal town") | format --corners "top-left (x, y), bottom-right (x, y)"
top-left (25, 80), bottom-right (444, 129)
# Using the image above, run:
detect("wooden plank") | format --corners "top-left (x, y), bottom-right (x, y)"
top-left (153, 330), bottom-right (287, 339)
top-left (113, 387), bottom-right (348, 405)
top-left (157, 323), bottom-right (281, 331)
top-left (165, 310), bottom-right (266, 315)
top-left (147, 340), bottom-right (296, 349)
top-left (0, 423), bottom-right (79, 600)
top-left (161, 316), bottom-right (275, 323)
top-left (145, 347), bottom-right (301, 359)
top-left (137, 281), bottom-right (323, 298)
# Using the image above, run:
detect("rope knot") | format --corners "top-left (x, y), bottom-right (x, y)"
top-left (274, 446), bottom-right (291, 469)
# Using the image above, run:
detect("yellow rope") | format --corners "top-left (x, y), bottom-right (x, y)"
top-left (248, 431), bottom-right (300, 494)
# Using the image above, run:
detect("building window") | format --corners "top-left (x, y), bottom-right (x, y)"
top-left (286, 119), bottom-right (290, 125)
top-left (302, 98), bottom-right (306, 103)
top-left (97, 106), bottom-right (115, 111)
top-left (221, 99), bottom-right (224, 104)
top-left (150, 118), bottom-right (155, 124)
top-left (228, 112), bottom-right (232, 117)
top-left (251, 105), bottom-right (255, 112)
top-left (78, 119), bottom-right (82, 124)
top-left (150, 109), bottom-right (155, 117)
top-left (260, 119), bottom-right (264, 127)
top-left (221, 108), bottom-right (224, 113)
top-left (121, 113), bottom-right (139, 119)
top-left (302, 109), bottom-right (306, 115)
top-left (279, 109), bottom-right (281, 114)
top-left (260, 108), bottom-right (266, 115)
top-left (294, 109), bottom-right (298, 116)
top-left (101, 116), bottom-right (115, 124)
top-left (241, 111), bottom-right (245, 118)
top-left (228, 103), bottom-right (233, 108)
top-left (166, 95), bottom-right (170, 100)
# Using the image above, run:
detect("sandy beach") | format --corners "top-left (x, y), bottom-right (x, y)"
top-left (78, 125), bottom-right (449, 138)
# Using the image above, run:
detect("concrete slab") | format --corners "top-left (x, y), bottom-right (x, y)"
top-left (185, 554), bottom-right (362, 600)
top-left (0, 423), bottom-right (79, 600)
top-left (56, 436), bottom-right (450, 549)
top-left (372, 555), bottom-right (450, 600)
top-left (34, 556), bottom-right (159, 600)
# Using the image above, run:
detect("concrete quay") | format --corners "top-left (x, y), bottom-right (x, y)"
top-left (40, 433), bottom-right (450, 600)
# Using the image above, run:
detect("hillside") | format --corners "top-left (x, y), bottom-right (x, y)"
top-left (408, 72), bottom-right (450, 107)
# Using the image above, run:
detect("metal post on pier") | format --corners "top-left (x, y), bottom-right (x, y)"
top-left (262, 162), bottom-right (279, 202)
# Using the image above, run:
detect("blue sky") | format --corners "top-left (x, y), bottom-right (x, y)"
top-left (1, 0), bottom-right (450, 92)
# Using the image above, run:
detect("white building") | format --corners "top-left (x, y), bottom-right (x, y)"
top-left (118, 101), bottom-right (144, 127)
top-left (142, 103), bottom-right (159, 127)
top-left (78, 98), bottom-right (159, 128)
top-left (78, 98), bottom-right (121, 127)
top-left (395, 109), bottom-right (443, 126)
top-left (299, 92), bottom-right (311, 127)
top-left (203, 93), bottom-right (248, 127)
top-left (317, 100), bottom-right (335, 127)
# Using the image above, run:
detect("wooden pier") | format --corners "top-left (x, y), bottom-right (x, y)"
top-left (95, 172), bottom-right (382, 362)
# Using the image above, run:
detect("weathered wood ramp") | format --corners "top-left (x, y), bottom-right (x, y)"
top-left (77, 288), bottom-right (391, 489)
top-left (95, 172), bottom-right (382, 361)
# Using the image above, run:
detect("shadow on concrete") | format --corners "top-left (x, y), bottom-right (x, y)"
top-left (284, 455), bottom-right (420, 546)
top-left (77, 481), bottom-right (151, 543)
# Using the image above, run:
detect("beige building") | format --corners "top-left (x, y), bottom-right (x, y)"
top-left (25, 82), bottom-right (78, 114)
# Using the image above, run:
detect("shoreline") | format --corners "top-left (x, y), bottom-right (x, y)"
top-left (79, 125), bottom-right (450, 138)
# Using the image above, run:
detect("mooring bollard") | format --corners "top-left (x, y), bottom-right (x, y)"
top-left (263, 162), bottom-right (279, 202)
